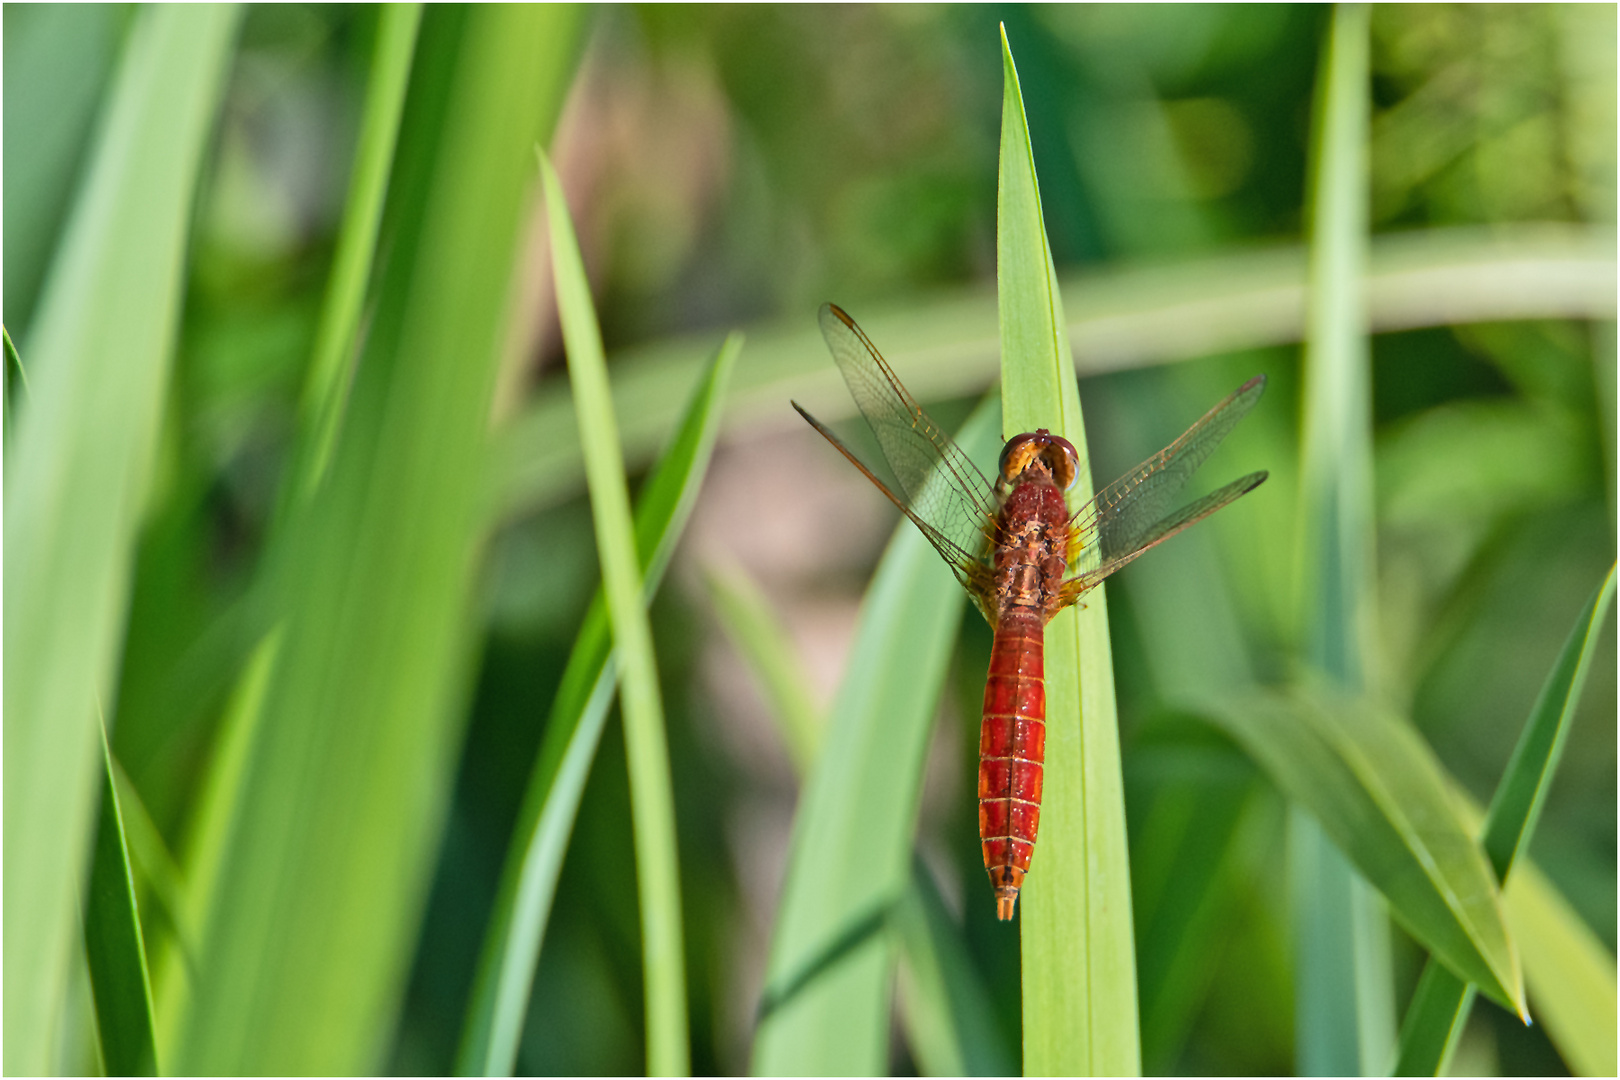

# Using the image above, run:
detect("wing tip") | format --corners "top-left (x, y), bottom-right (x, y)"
top-left (820, 301), bottom-right (854, 329)
top-left (792, 400), bottom-right (834, 438)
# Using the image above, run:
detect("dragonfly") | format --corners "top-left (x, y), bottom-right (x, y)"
top-left (795, 303), bottom-right (1268, 920)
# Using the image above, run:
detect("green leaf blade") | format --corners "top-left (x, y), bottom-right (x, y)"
top-left (540, 150), bottom-right (690, 1077)
top-left (996, 25), bottom-right (1140, 1077)
top-left (175, 9), bottom-right (580, 1071)
top-left (85, 725), bottom-right (158, 1077)
top-left (1394, 565), bottom-right (1616, 1074)
top-left (1202, 691), bottom-right (1522, 1014)
top-left (1481, 566), bottom-right (1617, 877)
top-left (458, 333), bottom-right (739, 1077)
top-left (493, 225), bottom-right (1615, 523)
top-left (2, 8), bottom-right (239, 1072)
top-left (893, 862), bottom-right (1018, 1077)
top-left (710, 557), bottom-right (1007, 1077)
top-left (1291, 5), bottom-right (1394, 1073)
top-left (752, 398), bottom-right (1001, 1076)
top-left (705, 563), bottom-right (823, 775)
top-left (1505, 861), bottom-right (1618, 1078)
top-left (293, 2), bottom-right (423, 500)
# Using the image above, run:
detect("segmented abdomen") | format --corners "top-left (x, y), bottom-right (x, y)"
top-left (978, 607), bottom-right (1046, 921)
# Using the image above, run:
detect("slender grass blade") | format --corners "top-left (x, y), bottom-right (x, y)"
top-left (1480, 567), bottom-right (1616, 878)
top-left (85, 719), bottom-right (158, 1077)
top-left (458, 334), bottom-right (740, 1076)
top-left (151, 630), bottom-right (278, 1061)
top-left (105, 757), bottom-right (187, 959)
top-left (704, 564), bottom-right (823, 775)
top-left (752, 397), bottom-right (1001, 1075)
top-left (294, 2), bottom-right (422, 501)
top-left (540, 150), bottom-right (691, 1077)
top-left (3, 325), bottom-right (25, 441)
top-left (1504, 861), bottom-right (1617, 1077)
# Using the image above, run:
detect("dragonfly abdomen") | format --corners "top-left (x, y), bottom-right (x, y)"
top-left (979, 607), bottom-right (1047, 921)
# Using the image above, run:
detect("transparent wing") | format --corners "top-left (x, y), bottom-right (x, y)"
top-left (797, 303), bottom-right (1000, 590)
top-left (1064, 375), bottom-right (1268, 599)
top-left (1062, 470), bottom-right (1268, 603)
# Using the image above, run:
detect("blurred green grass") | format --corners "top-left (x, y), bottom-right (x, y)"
top-left (4, 5), bottom-right (1613, 1076)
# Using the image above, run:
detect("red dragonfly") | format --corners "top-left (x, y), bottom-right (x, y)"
top-left (795, 303), bottom-right (1268, 920)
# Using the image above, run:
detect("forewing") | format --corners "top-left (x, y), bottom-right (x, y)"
top-left (1075, 375), bottom-right (1267, 564)
top-left (1061, 470), bottom-right (1268, 605)
top-left (814, 303), bottom-right (1000, 571)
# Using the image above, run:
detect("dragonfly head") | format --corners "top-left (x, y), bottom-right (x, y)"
top-left (998, 429), bottom-right (1079, 490)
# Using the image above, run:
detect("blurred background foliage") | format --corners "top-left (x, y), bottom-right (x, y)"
top-left (5, 4), bottom-right (1613, 1075)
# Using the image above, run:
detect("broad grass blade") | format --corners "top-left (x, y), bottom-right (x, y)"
top-left (2, 3), bottom-right (127, 330)
top-left (709, 560), bottom-right (1008, 1076)
top-left (2, 8), bottom-right (238, 1072)
top-left (175, 10), bottom-right (580, 1071)
top-left (751, 397), bottom-right (1001, 1075)
top-left (457, 334), bottom-right (740, 1076)
top-left (157, 13), bottom-right (423, 1048)
top-left (996, 25), bottom-right (1140, 1076)
top-left (894, 861), bottom-right (1018, 1077)
top-left (1201, 689), bottom-right (1524, 1015)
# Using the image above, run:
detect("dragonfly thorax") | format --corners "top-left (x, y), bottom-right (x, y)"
top-left (992, 480), bottom-right (1072, 620)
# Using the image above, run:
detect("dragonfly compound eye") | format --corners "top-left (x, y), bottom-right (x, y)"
top-left (1045, 434), bottom-right (1079, 490)
top-left (999, 430), bottom-right (1080, 490)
